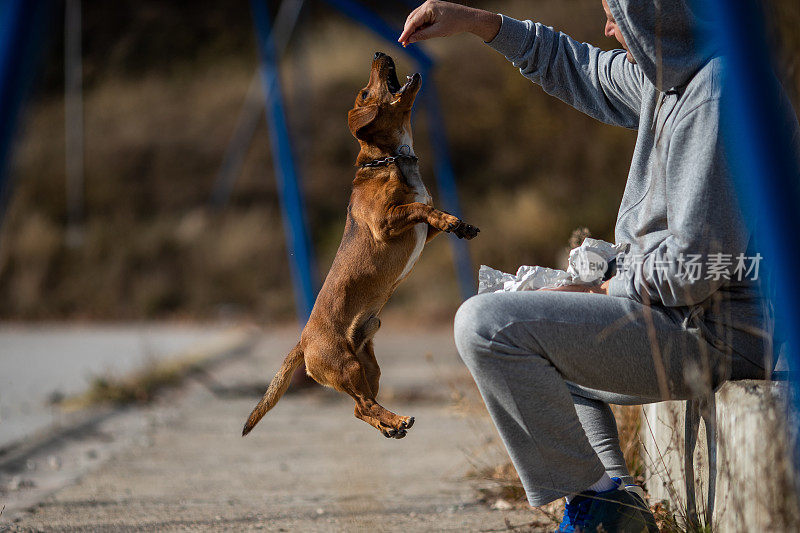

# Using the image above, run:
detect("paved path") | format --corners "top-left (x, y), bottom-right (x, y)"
top-left (1, 327), bottom-right (552, 531)
top-left (0, 324), bottom-right (227, 449)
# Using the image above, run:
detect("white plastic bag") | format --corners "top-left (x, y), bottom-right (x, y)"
top-left (478, 238), bottom-right (627, 294)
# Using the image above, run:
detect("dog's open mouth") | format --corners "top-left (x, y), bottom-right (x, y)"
top-left (383, 55), bottom-right (420, 96)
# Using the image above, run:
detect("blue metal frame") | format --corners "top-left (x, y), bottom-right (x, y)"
top-left (250, 0), bottom-right (319, 323)
top-left (0, 0), bottom-right (54, 229)
top-left (705, 0), bottom-right (800, 460)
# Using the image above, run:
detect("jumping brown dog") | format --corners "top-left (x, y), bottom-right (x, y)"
top-left (242, 52), bottom-right (478, 439)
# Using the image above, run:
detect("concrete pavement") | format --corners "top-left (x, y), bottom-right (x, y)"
top-left (1, 327), bottom-right (553, 531)
top-left (0, 324), bottom-right (230, 449)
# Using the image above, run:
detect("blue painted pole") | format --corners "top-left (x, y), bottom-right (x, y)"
top-left (418, 74), bottom-right (475, 299)
top-left (250, 0), bottom-right (318, 324)
top-left (322, 0), bottom-right (476, 298)
top-left (0, 0), bottom-right (54, 229)
top-left (211, 0), bottom-right (306, 209)
top-left (703, 0), bottom-right (800, 457)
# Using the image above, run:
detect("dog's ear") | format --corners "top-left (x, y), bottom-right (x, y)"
top-left (348, 105), bottom-right (378, 139)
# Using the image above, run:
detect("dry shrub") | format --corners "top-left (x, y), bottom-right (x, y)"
top-left (471, 461), bottom-right (529, 506)
top-left (468, 459), bottom-right (564, 529)
top-left (611, 404), bottom-right (645, 481)
top-left (82, 360), bottom-right (183, 406)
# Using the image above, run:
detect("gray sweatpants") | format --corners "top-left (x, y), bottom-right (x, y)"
top-left (453, 290), bottom-right (762, 506)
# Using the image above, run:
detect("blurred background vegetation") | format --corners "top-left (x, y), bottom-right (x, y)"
top-left (1, 0), bottom-right (798, 322)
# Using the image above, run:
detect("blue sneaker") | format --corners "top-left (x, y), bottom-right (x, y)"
top-left (557, 491), bottom-right (595, 532)
top-left (556, 478), bottom-right (658, 533)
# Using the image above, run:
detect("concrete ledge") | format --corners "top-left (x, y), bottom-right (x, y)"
top-left (640, 380), bottom-right (800, 531)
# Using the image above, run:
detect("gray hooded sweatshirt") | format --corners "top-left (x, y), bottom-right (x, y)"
top-left (486, 1), bottom-right (794, 372)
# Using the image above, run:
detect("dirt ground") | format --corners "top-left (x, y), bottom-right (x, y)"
top-left (1, 327), bottom-right (555, 532)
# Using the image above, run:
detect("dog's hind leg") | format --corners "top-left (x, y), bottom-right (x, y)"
top-left (354, 405), bottom-right (383, 433)
top-left (339, 356), bottom-right (413, 439)
top-left (360, 340), bottom-right (415, 433)
top-left (358, 340), bottom-right (381, 397)
top-left (351, 341), bottom-right (386, 430)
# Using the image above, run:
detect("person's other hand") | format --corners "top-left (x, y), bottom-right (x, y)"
top-left (541, 280), bottom-right (610, 295)
top-left (398, 1), bottom-right (501, 46)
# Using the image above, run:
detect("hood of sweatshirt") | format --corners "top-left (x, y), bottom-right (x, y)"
top-left (606, 0), bottom-right (716, 92)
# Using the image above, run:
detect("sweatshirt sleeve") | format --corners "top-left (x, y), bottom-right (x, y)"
top-left (487, 14), bottom-right (644, 129)
top-left (606, 99), bottom-right (750, 306)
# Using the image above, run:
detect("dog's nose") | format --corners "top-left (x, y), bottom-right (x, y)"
top-left (373, 51), bottom-right (385, 60)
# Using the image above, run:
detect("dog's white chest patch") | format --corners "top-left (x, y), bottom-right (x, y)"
top-left (399, 163), bottom-right (431, 280)
top-left (400, 223), bottom-right (427, 279)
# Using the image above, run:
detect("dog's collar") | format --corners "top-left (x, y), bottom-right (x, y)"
top-left (359, 145), bottom-right (417, 169)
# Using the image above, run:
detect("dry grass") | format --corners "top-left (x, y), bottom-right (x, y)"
top-left (59, 327), bottom-right (257, 409)
top-left (611, 404), bottom-right (645, 481)
top-left (80, 357), bottom-right (186, 406)
top-left (470, 461), bottom-right (529, 506)
top-left (468, 460), bottom-right (564, 530)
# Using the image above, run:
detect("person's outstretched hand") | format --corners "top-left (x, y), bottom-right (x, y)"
top-left (398, 1), bottom-right (501, 47)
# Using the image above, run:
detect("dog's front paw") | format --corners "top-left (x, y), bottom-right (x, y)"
top-left (453, 222), bottom-right (480, 240)
top-left (441, 214), bottom-right (479, 240)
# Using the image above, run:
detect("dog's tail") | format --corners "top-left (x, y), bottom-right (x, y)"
top-left (242, 343), bottom-right (304, 436)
